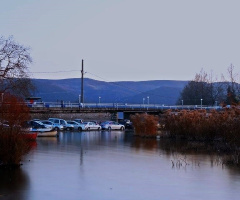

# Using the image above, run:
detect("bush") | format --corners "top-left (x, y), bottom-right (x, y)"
top-left (164, 107), bottom-right (240, 147)
top-left (131, 113), bottom-right (159, 137)
top-left (0, 129), bottom-right (31, 167)
top-left (0, 93), bottom-right (32, 167)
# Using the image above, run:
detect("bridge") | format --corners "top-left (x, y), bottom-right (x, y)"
top-left (28, 102), bottom-right (222, 114)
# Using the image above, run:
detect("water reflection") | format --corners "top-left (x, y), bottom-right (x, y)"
top-left (37, 131), bottom-right (240, 171)
top-left (0, 168), bottom-right (29, 200)
top-left (57, 130), bottom-right (126, 148)
top-left (2, 130), bottom-right (240, 200)
top-left (128, 136), bottom-right (158, 151)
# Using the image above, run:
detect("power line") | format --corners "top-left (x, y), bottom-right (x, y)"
top-left (29, 70), bottom-right (81, 74)
top-left (86, 71), bottom-right (143, 94)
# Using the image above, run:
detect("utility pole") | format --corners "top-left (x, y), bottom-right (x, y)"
top-left (81, 59), bottom-right (84, 103)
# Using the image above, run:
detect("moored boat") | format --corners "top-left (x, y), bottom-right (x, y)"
top-left (27, 121), bottom-right (58, 137)
top-left (37, 130), bottom-right (58, 137)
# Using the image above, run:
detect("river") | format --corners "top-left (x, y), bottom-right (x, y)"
top-left (1, 131), bottom-right (240, 200)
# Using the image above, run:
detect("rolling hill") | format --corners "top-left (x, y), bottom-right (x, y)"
top-left (31, 78), bottom-right (188, 105)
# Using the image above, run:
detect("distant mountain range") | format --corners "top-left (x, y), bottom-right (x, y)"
top-left (31, 78), bottom-right (188, 105)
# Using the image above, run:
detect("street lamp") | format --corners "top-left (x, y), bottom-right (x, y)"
top-left (201, 99), bottom-right (203, 109)
top-left (147, 96), bottom-right (149, 105)
top-left (99, 96), bottom-right (101, 104)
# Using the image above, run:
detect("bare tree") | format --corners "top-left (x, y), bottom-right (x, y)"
top-left (0, 36), bottom-right (34, 98)
top-left (224, 64), bottom-right (239, 104)
top-left (227, 64), bottom-right (238, 89)
top-left (177, 69), bottom-right (226, 106)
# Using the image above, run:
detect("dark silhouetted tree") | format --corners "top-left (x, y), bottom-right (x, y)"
top-left (0, 36), bottom-right (34, 98)
top-left (177, 69), bottom-right (225, 106)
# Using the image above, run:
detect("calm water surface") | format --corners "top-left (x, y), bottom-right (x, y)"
top-left (1, 131), bottom-right (240, 200)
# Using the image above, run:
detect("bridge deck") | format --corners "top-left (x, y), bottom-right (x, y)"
top-left (28, 102), bottom-right (221, 113)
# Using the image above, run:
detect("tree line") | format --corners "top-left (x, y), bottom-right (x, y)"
top-left (177, 65), bottom-right (240, 106)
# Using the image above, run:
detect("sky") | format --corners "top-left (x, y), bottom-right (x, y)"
top-left (1, 0), bottom-right (240, 82)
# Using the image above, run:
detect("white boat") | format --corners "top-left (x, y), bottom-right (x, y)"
top-left (37, 130), bottom-right (58, 137)
top-left (30, 127), bottom-right (58, 137)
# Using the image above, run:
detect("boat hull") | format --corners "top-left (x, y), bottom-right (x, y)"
top-left (22, 132), bottom-right (38, 140)
top-left (37, 130), bottom-right (58, 137)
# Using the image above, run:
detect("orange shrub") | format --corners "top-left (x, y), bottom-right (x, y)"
top-left (0, 129), bottom-right (31, 166)
top-left (0, 93), bottom-right (32, 167)
top-left (0, 93), bottom-right (30, 128)
top-left (131, 113), bottom-right (159, 136)
top-left (164, 108), bottom-right (240, 147)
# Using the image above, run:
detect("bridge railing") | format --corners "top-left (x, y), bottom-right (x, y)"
top-left (26, 102), bottom-right (223, 110)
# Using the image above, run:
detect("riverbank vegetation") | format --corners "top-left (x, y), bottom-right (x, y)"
top-left (0, 94), bottom-right (32, 168)
top-left (131, 113), bottom-right (159, 137)
top-left (164, 108), bottom-right (240, 146)
top-left (162, 108), bottom-right (240, 166)
top-left (0, 129), bottom-right (32, 168)
top-left (0, 36), bottom-right (33, 168)
top-left (130, 108), bottom-right (240, 166)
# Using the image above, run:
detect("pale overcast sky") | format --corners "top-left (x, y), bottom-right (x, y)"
top-left (1, 0), bottom-right (240, 81)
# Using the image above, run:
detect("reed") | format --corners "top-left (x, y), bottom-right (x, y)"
top-left (131, 113), bottom-right (159, 137)
top-left (163, 107), bottom-right (240, 148)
